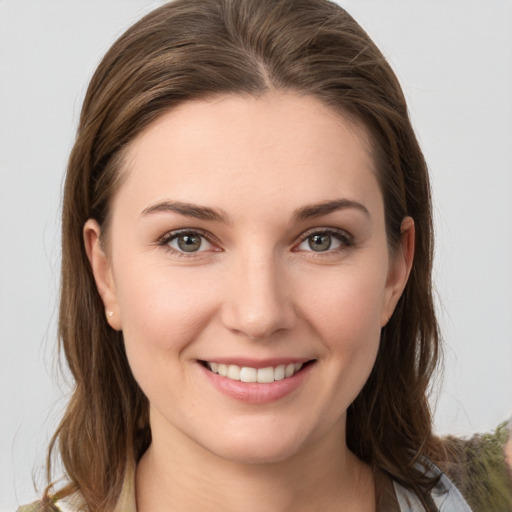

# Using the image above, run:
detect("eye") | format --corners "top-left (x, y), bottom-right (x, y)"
top-left (296, 229), bottom-right (352, 253)
top-left (161, 230), bottom-right (215, 253)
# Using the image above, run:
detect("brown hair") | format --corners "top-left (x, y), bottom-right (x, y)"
top-left (46, 0), bottom-right (444, 509)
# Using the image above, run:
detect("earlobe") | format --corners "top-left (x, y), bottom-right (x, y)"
top-left (381, 216), bottom-right (415, 326)
top-left (83, 219), bottom-right (122, 330)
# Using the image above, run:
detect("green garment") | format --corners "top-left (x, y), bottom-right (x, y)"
top-left (442, 422), bottom-right (512, 512)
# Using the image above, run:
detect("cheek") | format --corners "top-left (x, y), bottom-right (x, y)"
top-left (296, 264), bottom-right (386, 398)
top-left (113, 260), bottom-right (219, 373)
top-left (297, 261), bottom-right (387, 340)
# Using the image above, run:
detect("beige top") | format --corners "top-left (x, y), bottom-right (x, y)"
top-left (17, 462), bottom-right (472, 512)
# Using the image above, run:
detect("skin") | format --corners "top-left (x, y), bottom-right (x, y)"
top-left (85, 92), bottom-right (414, 512)
top-left (506, 427), bottom-right (512, 475)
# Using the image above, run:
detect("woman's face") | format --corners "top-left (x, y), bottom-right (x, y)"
top-left (86, 93), bottom-right (413, 464)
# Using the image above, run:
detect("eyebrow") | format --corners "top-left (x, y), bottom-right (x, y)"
top-left (292, 199), bottom-right (370, 222)
top-left (141, 201), bottom-right (229, 223)
top-left (140, 198), bottom-right (369, 223)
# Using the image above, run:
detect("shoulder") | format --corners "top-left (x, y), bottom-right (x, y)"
top-left (393, 469), bottom-right (472, 511)
top-left (17, 461), bottom-right (136, 512)
top-left (17, 503), bottom-right (42, 512)
top-left (441, 422), bottom-right (512, 512)
top-left (17, 493), bottom-right (86, 512)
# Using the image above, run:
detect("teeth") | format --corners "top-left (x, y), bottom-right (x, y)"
top-left (285, 363), bottom-right (295, 378)
top-left (274, 365), bottom-right (285, 381)
top-left (240, 367), bottom-right (257, 383)
top-left (227, 364), bottom-right (241, 380)
top-left (206, 362), bottom-right (304, 383)
top-left (257, 367), bottom-right (274, 383)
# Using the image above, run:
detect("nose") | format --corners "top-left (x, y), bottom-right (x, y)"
top-left (220, 252), bottom-right (297, 340)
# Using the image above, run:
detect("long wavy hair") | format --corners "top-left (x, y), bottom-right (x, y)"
top-left (44, 0), bottom-right (444, 509)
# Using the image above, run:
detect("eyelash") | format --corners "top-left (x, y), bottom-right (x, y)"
top-left (157, 227), bottom-right (354, 258)
top-left (295, 228), bottom-right (354, 255)
top-left (157, 229), bottom-right (219, 259)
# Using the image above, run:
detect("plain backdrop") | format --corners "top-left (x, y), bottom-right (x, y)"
top-left (1, 1), bottom-right (511, 509)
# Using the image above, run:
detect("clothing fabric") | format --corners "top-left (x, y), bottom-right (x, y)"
top-left (17, 461), bottom-right (472, 512)
top-left (393, 473), bottom-right (471, 512)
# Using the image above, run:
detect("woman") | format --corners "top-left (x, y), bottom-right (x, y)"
top-left (17, 0), bottom-right (479, 510)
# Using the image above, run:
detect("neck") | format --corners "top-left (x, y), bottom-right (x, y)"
top-left (135, 412), bottom-right (375, 512)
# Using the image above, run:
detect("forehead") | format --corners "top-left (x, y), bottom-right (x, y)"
top-left (116, 93), bottom-right (380, 217)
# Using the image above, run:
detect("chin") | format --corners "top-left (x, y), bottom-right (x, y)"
top-left (197, 422), bottom-right (314, 466)
top-left (210, 441), bottom-right (302, 466)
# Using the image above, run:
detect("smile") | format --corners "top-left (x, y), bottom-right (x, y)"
top-left (205, 362), bottom-right (304, 383)
top-left (199, 359), bottom-right (315, 404)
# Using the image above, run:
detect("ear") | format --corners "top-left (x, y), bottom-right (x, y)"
top-left (381, 216), bottom-right (415, 326)
top-left (83, 219), bottom-right (122, 330)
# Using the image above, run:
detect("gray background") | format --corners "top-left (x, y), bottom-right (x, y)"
top-left (1, 1), bottom-right (511, 509)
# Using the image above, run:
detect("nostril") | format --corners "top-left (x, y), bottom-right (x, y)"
top-left (220, 272), bottom-right (297, 339)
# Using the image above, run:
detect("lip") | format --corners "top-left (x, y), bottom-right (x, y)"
top-left (198, 359), bottom-right (315, 404)
top-left (200, 357), bottom-right (311, 369)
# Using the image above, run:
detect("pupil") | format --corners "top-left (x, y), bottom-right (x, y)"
top-left (178, 234), bottom-right (202, 252)
top-left (308, 234), bottom-right (331, 251)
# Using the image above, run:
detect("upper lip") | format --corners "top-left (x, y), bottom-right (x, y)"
top-left (199, 357), bottom-right (314, 369)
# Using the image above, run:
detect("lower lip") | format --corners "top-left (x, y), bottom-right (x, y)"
top-left (199, 362), bottom-right (314, 404)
